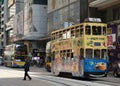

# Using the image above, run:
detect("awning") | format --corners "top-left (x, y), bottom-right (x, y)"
top-left (89, 0), bottom-right (120, 10)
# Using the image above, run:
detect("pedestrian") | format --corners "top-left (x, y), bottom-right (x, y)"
top-left (23, 58), bottom-right (32, 81)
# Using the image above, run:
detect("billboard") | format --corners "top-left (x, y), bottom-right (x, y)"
top-left (13, 10), bottom-right (24, 40)
top-left (107, 34), bottom-right (116, 49)
top-left (8, 0), bottom-right (14, 8)
top-left (24, 0), bottom-right (36, 35)
top-left (24, 0), bottom-right (47, 40)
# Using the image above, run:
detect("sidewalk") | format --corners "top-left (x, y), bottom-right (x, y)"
top-left (29, 66), bottom-right (51, 76)
top-left (0, 66), bottom-right (54, 86)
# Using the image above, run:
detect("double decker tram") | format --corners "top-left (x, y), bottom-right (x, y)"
top-left (4, 43), bottom-right (28, 67)
top-left (50, 18), bottom-right (108, 78)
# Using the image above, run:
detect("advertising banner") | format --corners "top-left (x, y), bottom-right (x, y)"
top-left (24, 0), bottom-right (47, 40)
top-left (107, 34), bottom-right (116, 49)
top-left (24, 0), bottom-right (36, 35)
top-left (13, 11), bottom-right (24, 40)
top-left (8, 0), bottom-right (14, 8)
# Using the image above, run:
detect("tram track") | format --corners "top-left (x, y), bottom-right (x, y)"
top-left (93, 78), bottom-right (120, 86)
top-left (39, 73), bottom-right (119, 86)
top-left (1, 66), bottom-right (118, 86)
top-left (37, 77), bottom-right (91, 86)
top-left (33, 74), bottom-right (112, 86)
top-left (37, 77), bottom-right (71, 86)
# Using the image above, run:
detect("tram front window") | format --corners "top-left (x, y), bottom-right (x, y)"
top-left (103, 27), bottom-right (107, 35)
top-left (102, 49), bottom-right (107, 60)
top-left (94, 50), bottom-right (100, 59)
top-left (92, 26), bottom-right (101, 35)
top-left (86, 49), bottom-right (92, 59)
top-left (15, 56), bottom-right (25, 61)
top-left (85, 26), bottom-right (91, 35)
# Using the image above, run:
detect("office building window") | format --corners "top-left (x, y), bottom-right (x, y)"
top-left (33, 0), bottom-right (47, 5)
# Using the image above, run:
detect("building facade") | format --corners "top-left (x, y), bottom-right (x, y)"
top-left (0, 0), bottom-right (4, 55)
top-left (48, 0), bottom-right (88, 33)
top-left (22, 0), bottom-right (48, 52)
top-left (89, 0), bottom-right (120, 42)
top-left (0, 0), bottom-right (48, 55)
top-left (2, 0), bottom-right (120, 55)
top-left (6, 0), bottom-right (24, 45)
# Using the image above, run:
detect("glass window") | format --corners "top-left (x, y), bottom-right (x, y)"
top-left (46, 56), bottom-right (51, 62)
top-left (101, 49), bottom-right (107, 60)
top-left (94, 50), bottom-right (100, 59)
top-left (33, 0), bottom-right (47, 5)
top-left (59, 33), bottom-right (62, 39)
top-left (52, 52), bottom-right (55, 60)
top-left (80, 28), bottom-right (83, 36)
top-left (71, 28), bottom-right (75, 38)
top-left (51, 34), bottom-right (55, 40)
top-left (56, 33), bottom-right (59, 39)
top-left (76, 28), bottom-right (79, 37)
top-left (80, 48), bottom-right (84, 59)
top-left (92, 26), bottom-right (101, 35)
top-left (71, 53), bottom-right (74, 58)
top-left (86, 49), bottom-right (92, 59)
top-left (15, 56), bottom-right (25, 61)
top-left (85, 26), bottom-right (91, 35)
top-left (103, 27), bottom-right (106, 35)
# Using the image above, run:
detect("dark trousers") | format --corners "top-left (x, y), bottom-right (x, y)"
top-left (24, 71), bottom-right (31, 80)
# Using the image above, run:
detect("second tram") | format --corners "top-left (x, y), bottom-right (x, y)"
top-left (4, 43), bottom-right (28, 67)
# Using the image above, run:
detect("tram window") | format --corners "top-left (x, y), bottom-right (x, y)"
top-left (85, 26), bottom-right (91, 35)
top-left (56, 33), bottom-right (59, 39)
top-left (92, 26), bottom-right (101, 35)
top-left (102, 49), bottom-right (107, 60)
top-left (76, 29), bottom-right (79, 37)
top-left (59, 32), bottom-right (62, 39)
top-left (67, 53), bottom-right (70, 60)
top-left (62, 54), bottom-right (66, 60)
top-left (71, 29), bottom-right (75, 38)
top-left (52, 52), bottom-right (55, 60)
top-left (80, 29), bottom-right (83, 36)
top-left (86, 49), bottom-right (92, 59)
top-left (103, 27), bottom-right (106, 35)
top-left (52, 34), bottom-right (55, 40)
top-left (71, 53), bottom-right (74, 58)
top-left (80, 48), bottom-right (84, 59)
top-left (94, 50), bottom-right (100, 59)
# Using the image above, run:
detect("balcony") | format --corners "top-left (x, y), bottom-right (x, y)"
top-left (89, 0), bottom-right (120, 10)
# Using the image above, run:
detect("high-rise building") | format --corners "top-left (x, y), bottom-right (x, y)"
top-left (0, 0), bottom-right (6, 55)
top-left (0, 0), bottom-right (48, 55)
top-left (5, 0), bottom-right (24, 45)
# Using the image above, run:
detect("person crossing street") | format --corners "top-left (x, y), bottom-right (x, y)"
top-left (23, 58), bottom-right (32, 81)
